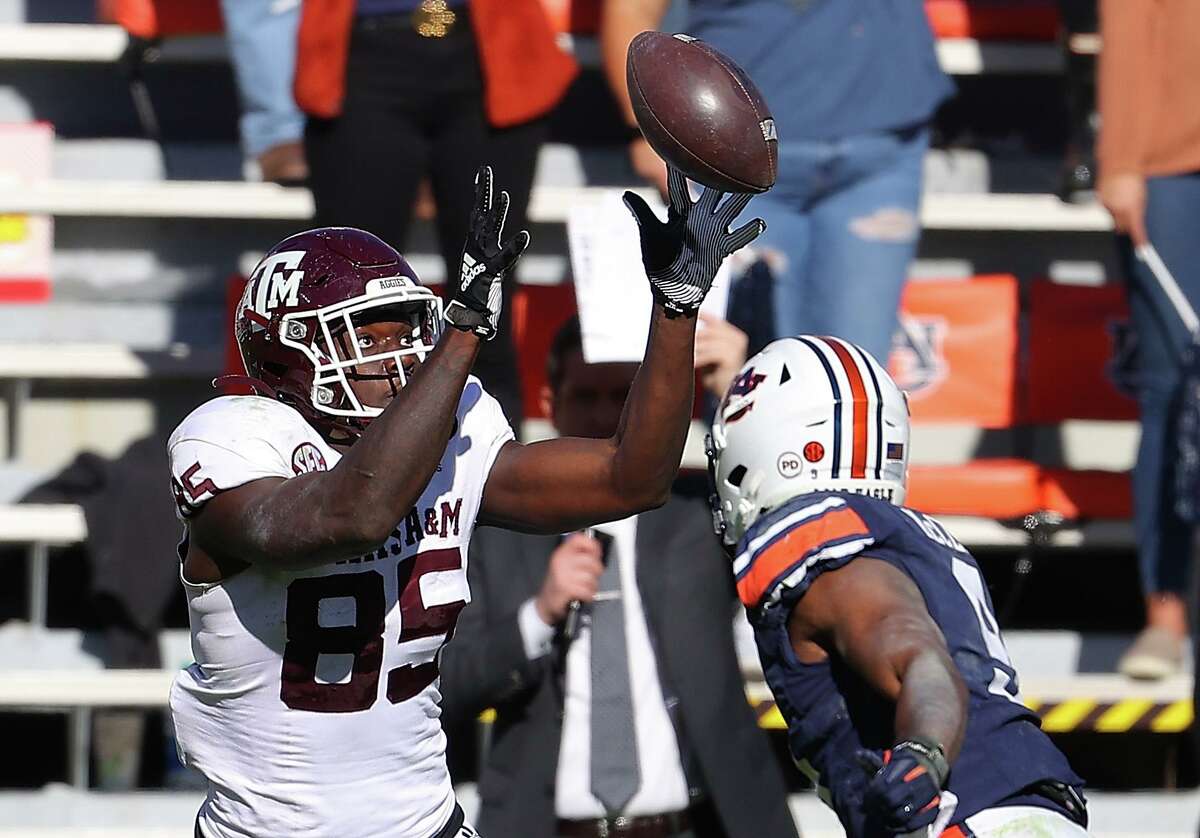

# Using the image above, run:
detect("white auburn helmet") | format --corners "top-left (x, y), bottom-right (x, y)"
top-left (706, 335), bottom-right (911, 548)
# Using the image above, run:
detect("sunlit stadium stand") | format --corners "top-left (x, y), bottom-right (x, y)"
top-left (0, 1), bottom-right (1194, 835)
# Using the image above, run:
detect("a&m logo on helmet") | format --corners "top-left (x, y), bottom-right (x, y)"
top-left (241, 250), bottom-right (307, 320)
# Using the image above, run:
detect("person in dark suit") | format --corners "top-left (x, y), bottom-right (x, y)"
top-left (440, 317), bottom-right (797, 838)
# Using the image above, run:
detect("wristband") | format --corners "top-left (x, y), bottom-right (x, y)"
top-left (892, 737), bottom-right (950, 789)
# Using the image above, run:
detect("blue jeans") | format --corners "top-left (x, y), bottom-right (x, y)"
top-left (220, 0), bottom-right (305, 158)
top-left (748, 126), bottom-right (929, 364)
top-left (1121, 173), bottom-right (1200, 596)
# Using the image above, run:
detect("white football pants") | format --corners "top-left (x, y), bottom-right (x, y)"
top-left (959, 805), bottom-right (1089, 836)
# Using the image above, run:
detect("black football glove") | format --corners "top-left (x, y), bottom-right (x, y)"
top-left (622, 167), bottom-right (765, 318)
top-left (444, 165), bottom-right (530, 341)
top-left (856, 738), bottom-right (950, 835)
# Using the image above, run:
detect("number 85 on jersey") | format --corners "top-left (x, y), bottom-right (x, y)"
top-left (281, 547), bottom-right (465, 713)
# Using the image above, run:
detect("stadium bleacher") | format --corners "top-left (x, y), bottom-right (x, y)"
top-left (0, 1), bottom-right (1195, 836)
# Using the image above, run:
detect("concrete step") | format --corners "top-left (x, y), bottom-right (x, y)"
top-left (0, 626), bottom-right (1187, 734)
top-left (0, 625), bottom-right (194, 673)
top-left (0, 786), bottom-right (1192, 836)
top-left (43, 136), bottom-right (1056, 196)
top-left (0, 22), bottom-right (1069, 76)
top-left (8, 624), bottom-right (1180, 686)
top-left (0, 179), bottom-right (1116, 229)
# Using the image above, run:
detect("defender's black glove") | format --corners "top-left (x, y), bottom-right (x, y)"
top-left (857, 738), bottom-right (950, 835)
top-left (444, 165), bottom-right (530, 340)
top-left (622, 167), bottom-right (765, 317)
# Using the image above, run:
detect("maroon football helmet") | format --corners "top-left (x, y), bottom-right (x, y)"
top-left (235, 227), bottom-right (442, 440)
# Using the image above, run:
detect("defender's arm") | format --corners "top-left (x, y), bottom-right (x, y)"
top-left (188, 329), bottom-right (481, 571)
top-left (789, 557), bottom-right (967, 760)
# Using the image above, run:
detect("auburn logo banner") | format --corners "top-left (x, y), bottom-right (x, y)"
top-left (888, 275), bottom-right (1020, 428)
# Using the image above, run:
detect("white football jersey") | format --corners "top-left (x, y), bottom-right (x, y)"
top-left (167, 378), bottom-right (512, 838)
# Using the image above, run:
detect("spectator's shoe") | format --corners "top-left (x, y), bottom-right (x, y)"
top-left (257, 141), bottom-right (309, 187)
top-left (1117, 626), bottom-right (1185, 680)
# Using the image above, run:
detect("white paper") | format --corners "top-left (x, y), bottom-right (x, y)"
top-left (568, 189), bottom-right (732, 364)
top-left (0, 123), bottom-right (52, 287)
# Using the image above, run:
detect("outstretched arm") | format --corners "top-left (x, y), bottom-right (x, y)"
top-left (480, 170), bottom-right (764, 533)
top-left (790, 557), bottom-right (967, 834)
top-left (790, 557), bottom-right (967, 759)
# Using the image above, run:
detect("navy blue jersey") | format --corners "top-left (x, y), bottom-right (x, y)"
top-left (735, 491), bottom-right (1083, 837)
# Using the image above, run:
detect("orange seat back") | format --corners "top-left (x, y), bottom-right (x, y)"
top-left (1039, 468), bottom-right (1132, 520)
top-left (1025, 280), bottom-right (1138, 422)
top-left (99, 0), bottom-right (224, 39)
top-left (539, 0), bottom-right (601, 35)
top-left (889, 275), bottom-right (1020, 428)
top-left (510, 283), bottom-right (579, 418)
top-left (907, 459), bottom-right (1042, 519)
top-left (924, 0), bottom-right (1060, 41)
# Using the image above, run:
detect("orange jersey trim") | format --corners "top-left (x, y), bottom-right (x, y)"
top-left (737, 507), bottom-right (872, 606)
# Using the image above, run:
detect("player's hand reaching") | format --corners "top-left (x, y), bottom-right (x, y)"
top-left (622, 167), bottom-right (765, 318)
top-left (444, 165), bottom-right (530, 341)
top-left (856, 738), bottom-right (950, 835)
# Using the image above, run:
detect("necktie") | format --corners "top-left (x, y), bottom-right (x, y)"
top-left (588, 539), bottom-right (640, 813)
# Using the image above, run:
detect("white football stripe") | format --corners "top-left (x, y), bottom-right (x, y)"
top-left (765, 537), bottom-right (877, 606)
top-left (733, 496), bottom-right (847, 575)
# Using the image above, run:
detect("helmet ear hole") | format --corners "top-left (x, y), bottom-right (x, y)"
top-left (728, 465), bottom-right (747, 487)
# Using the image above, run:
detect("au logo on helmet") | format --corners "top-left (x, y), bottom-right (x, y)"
top-left (723, 367), bottom-right (768, 423)
top-left (728, 367), bottom-right (767, 397)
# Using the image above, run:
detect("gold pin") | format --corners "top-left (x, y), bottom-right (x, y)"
top-left (412, 0), bottom-right (456, 38)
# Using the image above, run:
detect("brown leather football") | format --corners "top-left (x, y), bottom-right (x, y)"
top-left (627, 31), bottom-right (778, 194)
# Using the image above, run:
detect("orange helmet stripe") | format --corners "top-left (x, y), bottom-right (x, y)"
top-left (824, 338), bottom-right (870, 480)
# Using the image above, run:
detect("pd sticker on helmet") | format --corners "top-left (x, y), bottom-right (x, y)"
top-left (777, 452), bottom-right (802, 478)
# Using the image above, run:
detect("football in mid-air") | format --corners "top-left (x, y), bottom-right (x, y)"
top-left (627, 31), bottom-right (777, 194)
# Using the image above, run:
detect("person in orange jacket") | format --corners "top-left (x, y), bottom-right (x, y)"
top-left (295, 0), bottom-right (578, 430)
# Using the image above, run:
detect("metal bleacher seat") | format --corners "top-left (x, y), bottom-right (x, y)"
top-left (898, 274), bottom-right (1138, 550)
